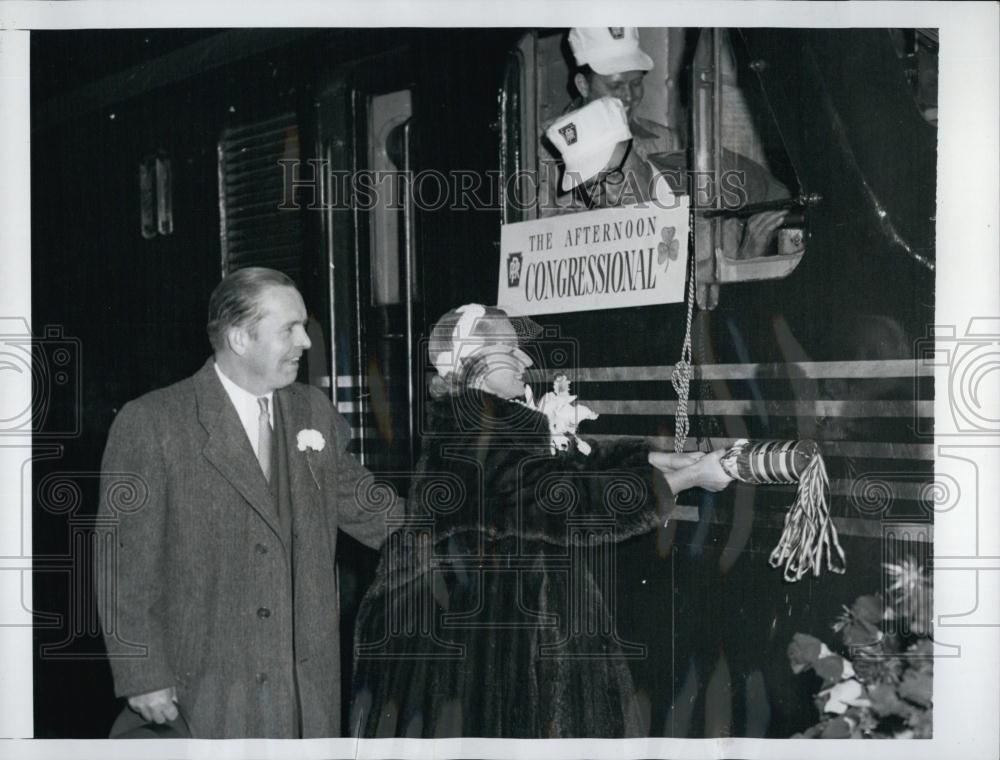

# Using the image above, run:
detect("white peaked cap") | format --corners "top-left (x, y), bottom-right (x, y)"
top-left (568, 27), bottom-right (654, 75)
top-left (545, 96), bottom-right (632, 192)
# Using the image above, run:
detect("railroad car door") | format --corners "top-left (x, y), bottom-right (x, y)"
top-left (314, 48), bottom-right (421, 732)
top-left (315, 49), bottom-right (421, 476)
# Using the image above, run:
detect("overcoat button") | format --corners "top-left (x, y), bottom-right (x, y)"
top-left (255, 543), bottom-right (268, 554)
top-left (256, 672), bottom-right (268, 684)
top-left (257, 607), bottom-right (271, 618)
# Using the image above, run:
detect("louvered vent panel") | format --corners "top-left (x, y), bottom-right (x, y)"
top-left (218, 112), bottom-right (304, 283)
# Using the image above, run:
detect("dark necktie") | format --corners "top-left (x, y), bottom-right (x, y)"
top-left (257, 396), bottom-right (272, 482)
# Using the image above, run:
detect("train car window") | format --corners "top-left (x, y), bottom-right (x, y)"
top-left (367, 90), bottom-right (413, 306)
top-left (723, 31), bottom-right (799, 196)
top-left (689, 29), bottom-right (810, 306)
top-left (525, 29), bottom-right (686, 219)
top-left (502, 27), bottom-right (816, 308)
top-left (505, 29), bottom-right (796, 224)
top-left (217, 112), bottom-right (304, 284)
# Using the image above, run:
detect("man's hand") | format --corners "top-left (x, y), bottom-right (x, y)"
top-left (652, 449), bottom-right (733, 493)
top-left (725, 210), bottom-right (788, 260)
top-left (127, 687), bottom-right (178, 724)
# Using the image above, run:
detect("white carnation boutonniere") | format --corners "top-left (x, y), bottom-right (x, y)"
top-left (296, 429), bottom-right (325, 489)
top-left (530, 375), bottom-right (599, 456)
top-left (297, 429), bottom-right (326, 453)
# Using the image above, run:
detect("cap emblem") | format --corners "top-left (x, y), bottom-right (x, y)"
top-left (506, 252), bottom-right (523, 288)
top-left (558, 123), bottom-right (578, 145)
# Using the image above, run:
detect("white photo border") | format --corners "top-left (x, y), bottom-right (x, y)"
top-left (1, 2), bottom-right (997, 758)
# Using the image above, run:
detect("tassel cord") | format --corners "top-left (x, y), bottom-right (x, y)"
top-left (767, 451), bottom-right (846, 582)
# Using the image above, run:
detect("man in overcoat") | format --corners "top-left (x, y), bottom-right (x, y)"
top-left (96, 267), bottom-right (387, 738)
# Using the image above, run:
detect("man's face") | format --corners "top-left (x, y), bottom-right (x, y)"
top-left (582, 70), bottom-right (646, 119)
top-left (239, 285), bottom-right (312, 394)
top-left (579, 140), bottom-right (631, 209)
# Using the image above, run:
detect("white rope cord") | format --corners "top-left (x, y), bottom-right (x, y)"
top-left (671, 248), bottom-right (698, 454)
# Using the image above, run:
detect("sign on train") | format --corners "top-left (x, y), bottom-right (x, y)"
top-left (498, 201), bottom-right (689, 315)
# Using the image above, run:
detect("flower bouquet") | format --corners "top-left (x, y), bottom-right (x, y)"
top-left (787, 559), bottom-right (933, 738)
top-left (523, 374), bottom-right (599, 455)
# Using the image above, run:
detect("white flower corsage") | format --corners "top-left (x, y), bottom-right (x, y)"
top-left (522, 375), bottom-right (599, 455)
top-left (296, 429), bottom-right (326, 452)
top-left (297, 429), bottom-right (325, 489)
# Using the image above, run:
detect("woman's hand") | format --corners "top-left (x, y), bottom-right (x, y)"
top-left (650, 448), bottom-right (733, 493)
top-left (689, 449), bottom-right (734, 492)
top-left (647, 450), bottom-right (706, 472)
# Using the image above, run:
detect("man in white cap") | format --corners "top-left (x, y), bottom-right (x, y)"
top-left (544, 96), bottom-right (665, 210)
top-left (545, 94), bottom-right (789, 262)
top-left (538, 28), bottom-right (679, 216)
top-left (567, 27), bottom-right (683, 163)
top-left (541, 28), bottom-right (789, 259)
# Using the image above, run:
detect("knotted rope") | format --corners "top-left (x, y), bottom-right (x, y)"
top-left (671, 247), bottom-right (697, 453)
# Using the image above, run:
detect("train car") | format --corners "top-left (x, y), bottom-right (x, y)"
top-left (30, 25), bottom-right (937, 738)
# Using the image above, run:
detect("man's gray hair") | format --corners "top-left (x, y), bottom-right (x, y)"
top-left (207, 267), bottom-right (298, 351)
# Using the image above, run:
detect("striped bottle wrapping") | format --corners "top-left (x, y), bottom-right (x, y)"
top-left (721, 439), bottom-right (820, 484)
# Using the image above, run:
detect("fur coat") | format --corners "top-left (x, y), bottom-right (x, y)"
top-left (350, 389), bottom-right (671, 738)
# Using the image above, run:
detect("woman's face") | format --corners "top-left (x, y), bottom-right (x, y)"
top-left (469, 320), bottom-right (534, 399)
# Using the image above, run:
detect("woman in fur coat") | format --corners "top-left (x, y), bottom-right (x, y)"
top-left (350, 304), bottom-right (732, 738)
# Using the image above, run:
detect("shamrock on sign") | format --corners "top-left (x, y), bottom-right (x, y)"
top-left (657, 225), bottom-right (680, 267)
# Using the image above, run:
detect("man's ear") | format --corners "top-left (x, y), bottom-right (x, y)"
top-left (227, 326), bottom-right (249, 357)
top-left (574, 72), bottom-right (590, 99)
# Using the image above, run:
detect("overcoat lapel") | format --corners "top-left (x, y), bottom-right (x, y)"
top-left (274, 384), bottom-right (323, 521)
top-left (194, 360), bottom-right (288, 553)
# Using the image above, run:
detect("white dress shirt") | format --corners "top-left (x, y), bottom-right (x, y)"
top-left (214, 363), bottom-right (274, 458)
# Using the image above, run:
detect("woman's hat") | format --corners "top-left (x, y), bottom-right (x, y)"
top-left (545, 97), bottom-right (632, 191)
top-left (428, 304), bottom-right (541, 378)
top-left (568, 27), bottom-right (654, 75)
